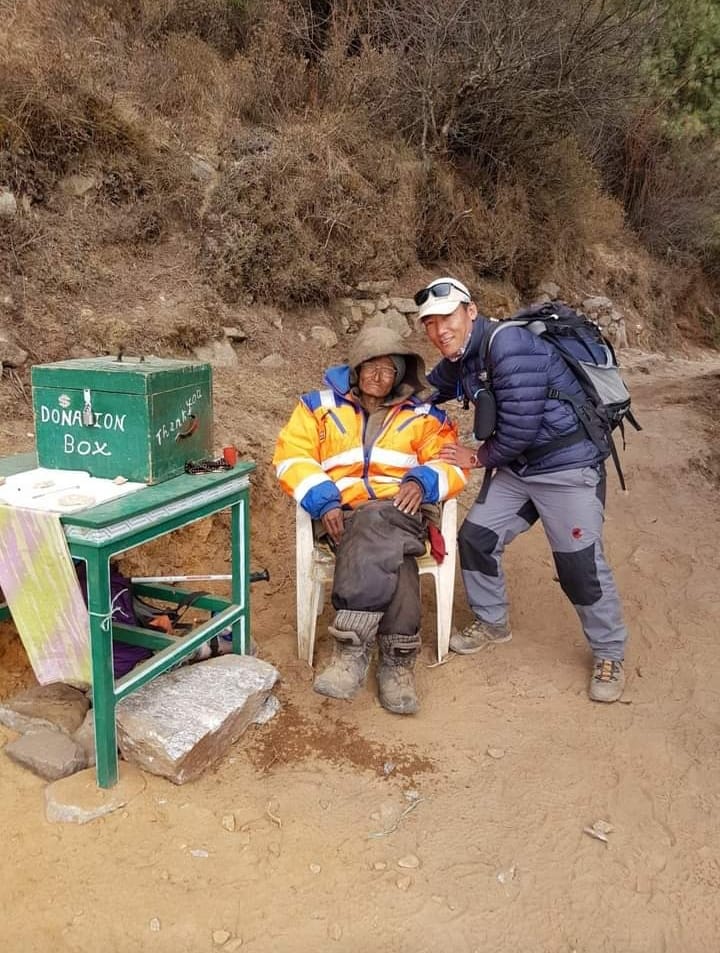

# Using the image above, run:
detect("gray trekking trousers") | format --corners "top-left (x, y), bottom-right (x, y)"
top-left (458, 466), bottom-right (627, 660)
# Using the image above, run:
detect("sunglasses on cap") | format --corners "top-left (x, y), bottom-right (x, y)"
top-left (414, 281), bottom-right (470, 308)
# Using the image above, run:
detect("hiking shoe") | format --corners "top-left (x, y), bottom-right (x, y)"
top-left (589, 659), bottom-right (625, 703)
top-left (449, 618), bottom-right (512, 654)
top-left (377, 649), bottom-right (419, 715)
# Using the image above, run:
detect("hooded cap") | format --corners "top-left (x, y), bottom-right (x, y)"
top-left (415, 276), bottom-right (472, 322)
top-left (347, 325), bottom-right (428, 397)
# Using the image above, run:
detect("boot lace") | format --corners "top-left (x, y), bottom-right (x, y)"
top-left (594, 659), bottom-right (620, 683)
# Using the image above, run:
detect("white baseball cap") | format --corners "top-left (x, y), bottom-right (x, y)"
top-left (415, 277), bottom-right (472, 322)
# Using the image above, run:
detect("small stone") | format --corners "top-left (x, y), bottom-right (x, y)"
top-left (328, 923), bottom-right (343, 941)
top-left (0, 682), bottom-right (90, 734)
top-left (0, 189), bottom-right (17, 218)
top-left (190, 154), bottom-right (215, 182)
top-left (383, 761), bottom-right (396, 776)
top-left (160, 871), bottom-right (169, 880)
top-left (582, 295), bottom-right (613, 315)
top-left (190, 849), bottom-right (209, 858)
top-left (60, 174), bottom-right (98, 197)
top-left (396, 875), bottom-right (412, 891)
top-left (223, 325), bottom-right (247, 343)
top-left (309, 863), bottom-right (321, 874)
top-left (212, 930), bottom-right (231, 945)
top-left (404, 789), bottom-right (420, 802)
top-left (537, 280), bottom-right (560, 299)
top-left (370, 811), bottom-right (381, 821)
top-left (319, 800), bottom-right (330, 810)
top-left (149, 918), bottom-right (161, 932)
top-left (497, 866), bottom-right (516, 884)
top-left (356, 280), bottom-right (392, 294)
top-left (310, 325), bottom-right (338, 349)
top-left (6, 728), bottom-right (86, 780)
top-left (373, 861), bottom-right (387, 871)
top-left (259, 353), bottom-right (287, 369)
top-left (268, 842), bottom-right (281, 856)
top-left (222, 813), bottom-right (236, 832)
top-left (225, 940), bottom-right (243, 952)
top-left (486, 747), bottom-right (505, 759)
top-left (397, 854), bottom-right (420, 869)
top-left (431, 895), bottom-right (444, 904)
top-left (252, 694), bottom-right (280, 725)
top-left (193, 338), bottom-right (239, 368)
top-left (364, 310), bottom-right (411, 339)
top-left (389, 297), bottom-right (417, 314)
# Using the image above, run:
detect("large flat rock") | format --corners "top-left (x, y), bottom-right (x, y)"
top-left (45, 764), bottom-right (146, 824)
top-left (116, 655), bottom-right (279, 784)
top-left (0, 682), bottom-right (89, 734)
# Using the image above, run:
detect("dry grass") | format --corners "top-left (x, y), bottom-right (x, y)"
top-left (202, 116), bottom-right (419, 305)
top-left (0, 0), bottom-right (716, 345)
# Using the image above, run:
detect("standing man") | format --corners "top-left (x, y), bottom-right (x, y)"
top-left (415, 277), bottom-right (628, 702)
top-left (274, 325), bottom-right (466, 715)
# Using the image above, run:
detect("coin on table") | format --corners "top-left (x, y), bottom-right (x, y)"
top-left (57, 493), bottom-right (96, 509)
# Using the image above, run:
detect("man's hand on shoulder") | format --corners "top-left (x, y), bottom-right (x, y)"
top-left (321, 507), bottom-right (345, 545)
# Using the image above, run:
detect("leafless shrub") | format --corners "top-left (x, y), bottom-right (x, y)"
top-left (104, 0), bottom-right (257, 55)
top-left (364, 0), bottom-right (657, 171)
top-left (617, 115), bottom-right (720, 281)
top-left (140, 32), bottom-right (227, 119)
top-left (202, 117), bottom-right (419, 304)
top-left (416, 160), bottom-right (528, 278)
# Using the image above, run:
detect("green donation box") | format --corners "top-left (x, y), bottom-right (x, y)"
top-left (31, 356), bottom-right (213, 484)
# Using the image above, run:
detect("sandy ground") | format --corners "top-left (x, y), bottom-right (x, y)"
top-left (2, 351), bottom-right (720, 953)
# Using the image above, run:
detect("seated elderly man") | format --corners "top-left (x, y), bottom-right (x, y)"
top-left (273, 325), bottom-right (466, 715)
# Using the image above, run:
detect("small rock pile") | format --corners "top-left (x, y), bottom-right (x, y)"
top-left (335, 280), bottom-right (417, 339)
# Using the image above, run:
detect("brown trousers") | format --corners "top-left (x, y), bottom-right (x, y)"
top-left (327, 500), bottom-right (428, 636)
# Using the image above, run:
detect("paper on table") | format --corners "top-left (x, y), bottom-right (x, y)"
top-left (0, 467), bottom-right (145, 513)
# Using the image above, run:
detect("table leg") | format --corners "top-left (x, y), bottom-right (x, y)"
top-left (230, 497), bottom-right (248, 654)
top-left (85, 554), bottom-right (119, 788)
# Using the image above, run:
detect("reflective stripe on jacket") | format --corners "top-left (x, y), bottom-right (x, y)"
top-left (273, 365), bottom-right (467, 519)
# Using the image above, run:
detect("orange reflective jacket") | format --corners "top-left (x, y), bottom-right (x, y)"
top-left (273, 365), bottom-right (466, 518)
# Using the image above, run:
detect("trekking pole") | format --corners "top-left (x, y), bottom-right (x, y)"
top-left (131, 570), bottom-right (270, 584)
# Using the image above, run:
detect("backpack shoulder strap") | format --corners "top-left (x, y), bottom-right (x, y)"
top-left (484, 319), bottom-right (541, 361)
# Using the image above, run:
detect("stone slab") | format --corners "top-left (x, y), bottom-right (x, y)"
top-left (5, 727), bottom-right (86, 780)
top-left (116, 655), bottom-right (280, 784)
top-left (45, 764), bottom-right (146, 824)
top-left (0, 682), bottom-right (90, 734)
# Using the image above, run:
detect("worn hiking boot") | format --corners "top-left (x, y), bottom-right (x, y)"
top-left (589, 659), bottom-right (625, 703)
top-left (449, 617), bottom-right (512, 654)
top-left (377, 649), bottom-right (419, 715)
top-left (313, 609), bottom-right (383, 700)
top-left (313, 639), bottom-right (372, 700)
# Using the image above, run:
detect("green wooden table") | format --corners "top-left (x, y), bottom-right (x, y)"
top-left (0, 452), bottom-right (256, 788)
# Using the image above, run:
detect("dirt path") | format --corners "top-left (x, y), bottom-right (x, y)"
top-left (2, 351), bottom-right (720, 953)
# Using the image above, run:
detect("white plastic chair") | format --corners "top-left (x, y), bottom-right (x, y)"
top-left (295, 499), bottom-right (458, 665)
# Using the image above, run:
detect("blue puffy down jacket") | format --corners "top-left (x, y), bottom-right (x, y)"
top-left (428, 316), bottom-right (607, 475)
